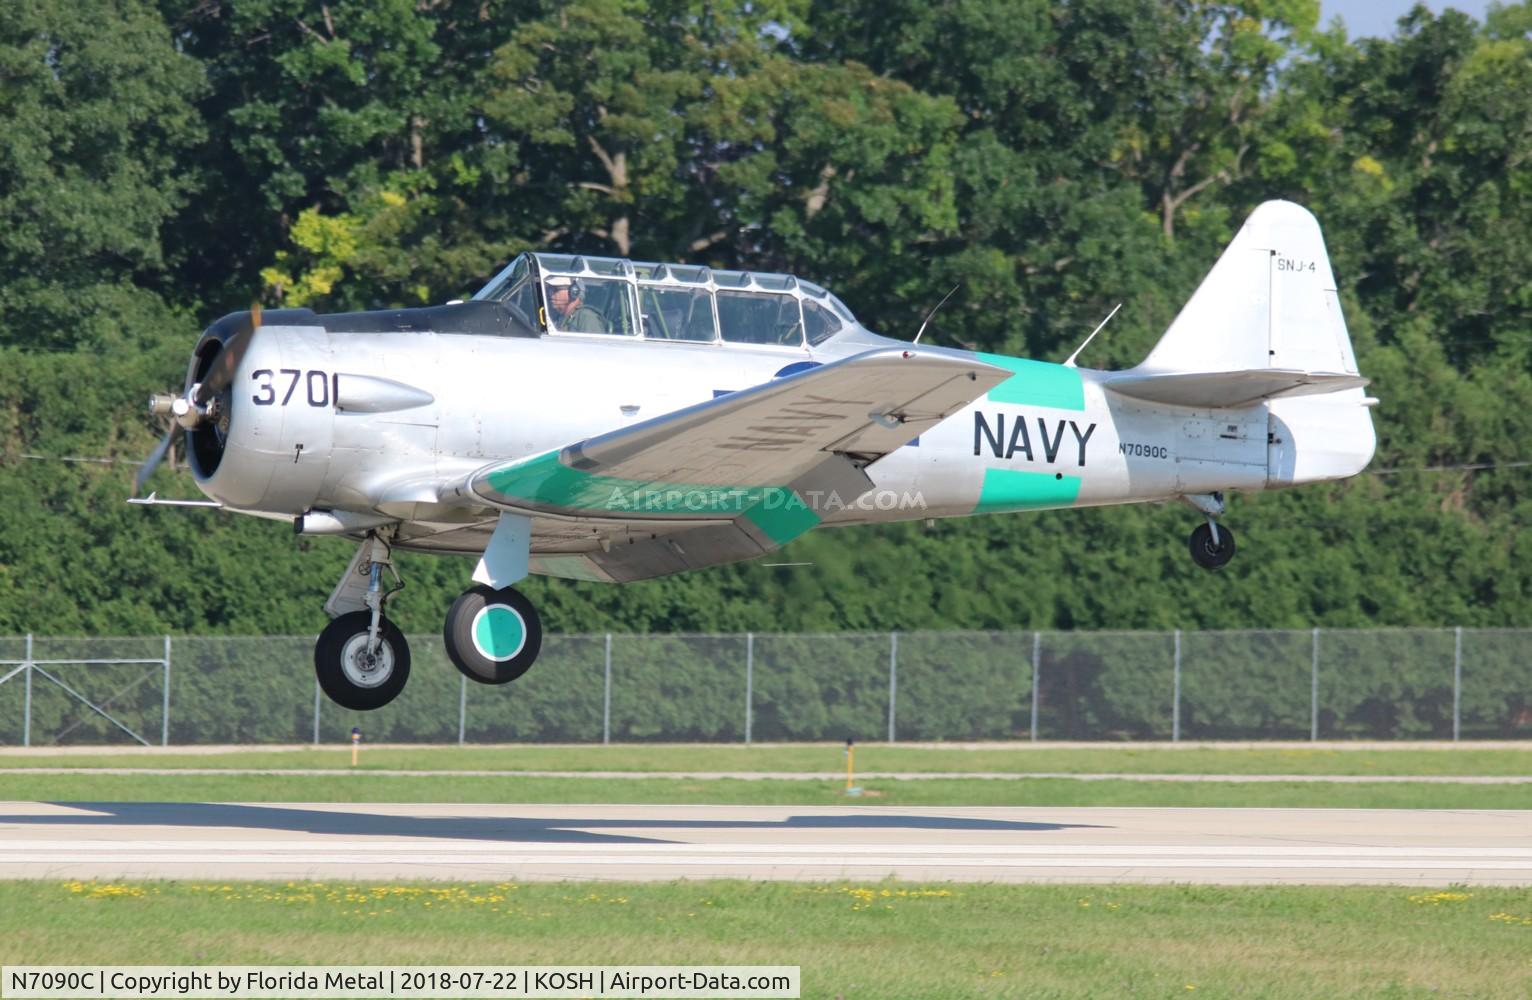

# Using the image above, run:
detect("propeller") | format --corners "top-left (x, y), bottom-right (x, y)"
top-left (194, 303), bottom-right (260, 406)
top-left (134, 425), bottom-right (179, 495)
top-left (134, 305), bottom-right (262, 495)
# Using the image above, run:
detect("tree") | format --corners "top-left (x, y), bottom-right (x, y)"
top-left (0, 0), bottom-right (204, 352)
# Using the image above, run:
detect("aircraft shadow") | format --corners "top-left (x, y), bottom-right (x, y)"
top-left (0, 802), bottom-right (1107, 846)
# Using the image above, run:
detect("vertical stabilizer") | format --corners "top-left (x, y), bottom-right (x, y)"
top-left (1141, 200), bottom-right (1361, 377)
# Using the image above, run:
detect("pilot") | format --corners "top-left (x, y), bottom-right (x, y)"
top-left (545, 275), bottom-right (607, 333)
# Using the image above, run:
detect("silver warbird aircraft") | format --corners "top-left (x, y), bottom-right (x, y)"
top-left (135, 200), bottom-right (1374, 711)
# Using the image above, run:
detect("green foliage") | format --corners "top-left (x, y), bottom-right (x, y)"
top-left (3, 0), bottom-right (1532, 654)
top-left (0, 0), bottom-right (203, 351)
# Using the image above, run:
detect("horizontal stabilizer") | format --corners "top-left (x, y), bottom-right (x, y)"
top-left (1103, 369), bottom-right (1368, 408)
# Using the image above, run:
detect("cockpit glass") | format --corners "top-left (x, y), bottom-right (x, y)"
top-left (802, 298), bottom-right (843, 345)
top-left (716, 290), bottom-right (804, 347)
top-left (475, 256), bottom-right (528, 303)
top-left (545, 276), bottom-right (636, 336)
top-left (477, 252), bottom-right (853, 344)
top-left (639, 285), bottom-right (717, 342)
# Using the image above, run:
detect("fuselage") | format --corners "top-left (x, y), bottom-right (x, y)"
top-left (192, 318), bottom-right (1272, 530)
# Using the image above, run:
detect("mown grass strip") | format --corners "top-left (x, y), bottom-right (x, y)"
top-left (2, 772), bottom-right (1531, 808)
top-left (1, 880), bottom-right (1529, 998)
top-left (2, 745), bottom-right (1531, 776)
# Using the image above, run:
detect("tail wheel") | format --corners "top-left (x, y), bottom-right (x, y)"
top-left (1189, 522), bottom-right (1236, 570)
top-left (443, 584), bottom-right (544, 684)
top-left (314, 611), bottom-right (411, 710)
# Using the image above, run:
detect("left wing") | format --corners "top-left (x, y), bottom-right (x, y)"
top-left (461, 347), bottom-right (1008, 581)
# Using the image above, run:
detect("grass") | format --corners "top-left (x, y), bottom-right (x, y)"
top-left (2, 744), bottom-right (1531, 775)
top-left (2, 772), bottom-right (1531, 808)
top-left (2, 879), bottom-right (1529, 998)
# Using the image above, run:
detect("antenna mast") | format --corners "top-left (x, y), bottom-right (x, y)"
top-left (1063, 303), bottom-right (1122, 368)
top-left (912, 285), bottom-right (961, 345)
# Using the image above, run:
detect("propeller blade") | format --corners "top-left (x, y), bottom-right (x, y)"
top-left (195, 307), bottom-right (261, 405)
top-left (134, 425), bottom-right (182, 495)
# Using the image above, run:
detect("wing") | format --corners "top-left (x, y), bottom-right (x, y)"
top-left (462, 347), bottom-right (1008, 582)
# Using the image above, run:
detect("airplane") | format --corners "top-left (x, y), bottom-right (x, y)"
top-left (134, 200), bottom-right (1375, 712)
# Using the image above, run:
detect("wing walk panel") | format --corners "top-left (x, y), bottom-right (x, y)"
top-left (553, 347), bottom-right (1006, 485)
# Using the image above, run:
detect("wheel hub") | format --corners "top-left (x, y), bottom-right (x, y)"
top-left (340, 633), bottom-right (395, 688)
top-left (471, 604), bottom-right (527, 662)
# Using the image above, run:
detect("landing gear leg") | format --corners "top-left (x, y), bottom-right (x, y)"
top-left (315, 532), bottom-right (410, 710)
top-left (1182, 492), bottom-right (1236, 570)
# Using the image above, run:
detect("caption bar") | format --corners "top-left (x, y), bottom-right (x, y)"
top-left (2, 966), bottom-right (800, 999)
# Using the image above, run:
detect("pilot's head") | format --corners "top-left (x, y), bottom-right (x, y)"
top-left (546, 275), bottom-right (584, 316)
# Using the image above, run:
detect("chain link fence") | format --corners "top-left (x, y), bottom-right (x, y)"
top-left (1, 629), bottom-right (1529, 746)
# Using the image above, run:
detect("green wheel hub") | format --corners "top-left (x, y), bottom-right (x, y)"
top-left (471, 604), bottom-right (527, 661)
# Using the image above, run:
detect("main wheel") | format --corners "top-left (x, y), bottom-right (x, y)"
top-left (314, 611), bottom-right (411, 710)
top-left (1188, 522), bottom-right (1236, 570)
top-left (443, 584), bottom-right (544, 684)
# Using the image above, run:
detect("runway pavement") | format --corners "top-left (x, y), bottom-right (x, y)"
top-left (1, 802), bottom-right (1529, 885)
top-left (7, 768), bottom-right (1532, 782)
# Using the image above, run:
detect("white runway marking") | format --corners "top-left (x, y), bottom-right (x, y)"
top-left (1, 803), bottom-right (1528, 885)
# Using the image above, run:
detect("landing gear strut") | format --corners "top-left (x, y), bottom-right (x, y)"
top-left (313, 515), bottom-right (547, 708)
top-left (314, 532), bottom-right (410, 710)
top-left (1182, 492), bottom-right (1236, 570)
top-left (443, 584), bottom-right (544, 684)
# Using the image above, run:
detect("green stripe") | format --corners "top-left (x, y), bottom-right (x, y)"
top-left (482, 450), bottom-right (819, 546)
top-left (975, 353), bottom-right (1085, 410)
top-left (744, 501), bottom-right (821, 546)
top-left (974, 468), bottom-right (1082, 514)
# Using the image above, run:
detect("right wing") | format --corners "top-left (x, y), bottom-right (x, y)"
top-left (457, 347), bottom-right (1008, 581)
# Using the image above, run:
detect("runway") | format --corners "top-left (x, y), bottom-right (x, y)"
top-left (1, 802), bottom-right (1529, 885)
top-left (8, 768), bottom-right (1532, 782)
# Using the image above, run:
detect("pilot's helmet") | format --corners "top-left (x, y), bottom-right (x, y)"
top-left (546, 275), bottom-right (585, 299)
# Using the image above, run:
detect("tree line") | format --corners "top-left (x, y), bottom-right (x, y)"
top-left (2, 1), bottom-right (1531, 636)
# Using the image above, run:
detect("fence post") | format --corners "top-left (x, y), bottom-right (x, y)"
top-left (603, 633), bottom-right (612, 745)
top-left (313, 678), bottom-right (321, 745)
top-left (1030, 631), bottom-right (1041, 742)
top-left (1453, 626), bottom-right (1462, 743)
top-left (162, 635), bottom-right (172, 747)
top-left (22, 634), bottom-right (32, 748)
top-left (458, 673), bottom-right (467, 747)
top-left (887, 632), bottom-right (898, 743)
top-left (1172, 629), bottom-right (1181, 743)
top-left (744, 632), bottom-right (753, 746)
top-left (1310, 627), bottom-right (1320, 743)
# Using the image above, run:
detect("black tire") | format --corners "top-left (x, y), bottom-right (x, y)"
top-left (1188, 522), bottom-right (1237, 570)
top-left (314, 611), bottom-right (411, 711)
top-left (443, 584), bottom-right (544, 684)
